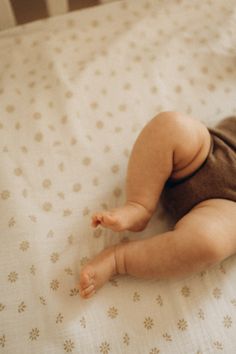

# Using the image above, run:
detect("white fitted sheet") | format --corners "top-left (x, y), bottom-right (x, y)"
top-left (0, 0), bottom-right (236, 353)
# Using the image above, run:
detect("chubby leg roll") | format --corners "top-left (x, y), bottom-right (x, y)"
top-left (79, 199), bottom-right (236, 298)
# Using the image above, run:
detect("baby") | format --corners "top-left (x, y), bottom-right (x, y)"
top-left (78, 111), bottom-right (236, 299)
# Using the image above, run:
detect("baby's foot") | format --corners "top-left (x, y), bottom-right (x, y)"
top-left (79, 246), bottom-right (117, 299)
top-left (91, 202), bottom-right (152, 232)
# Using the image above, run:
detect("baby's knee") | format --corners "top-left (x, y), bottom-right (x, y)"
top-left (150, 111), bottom-right (199, 146)
top-left (177, 221), bottom-right (225, 266)
top-left (151, 111), bottom-right (186, 131)
top-left (197, 229), bottom-right (224, 264)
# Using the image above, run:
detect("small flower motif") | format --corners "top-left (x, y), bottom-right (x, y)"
top-left (63, 339), bottom-right (75, 352)
top-left (144, 317), bottom-right (154, 330)
top-left (73, 183), bottom-right (81, 192)
top-left (199, 270), bottom-right (207, 278)
top-left (64, 267), bottom-right (74, 276)
top-left (223, 315), bottom-right (232, 328)
top-left (133, 291), bottom-right (141, 302)
top-left (30, 265), bottom-right (36, 275)
top-left (213, 341), bottom-right (223, 350)
top-left (57, 192), bottom-right (65, 199)
top-left (0, 335), bottom-right (6, 348)
top-left (94, 228), bottom-right (102, 238)
top-left (38, 158), bottom-right (44, 166)
top-left (219, 263), bottom-right (226, 274)
top-left (43, 202), bottom-right (52, 212)
top-left (162, 332), bottom-right (172, 341)
top-left (111, 164), bottom-right (120, 173)
top-left (100, 341), bottom-right (110, 354)
top-left (119, 104), bottom-right (127, 112)
top-left (65, 91), bottom-right (73, 98)
top-left (213, 288), bottom-right (222, 299)
top-left (107, 306), bottom-right (118, 319)
top-left (58, 162), bottom-right (64, 172)
top-left (80, 316), bottom-right (86, 328)
top-left (181, 286), bottom-right (191, 297)
top-left (101, 203), bottom-right (108, 210)
top-left (177, 319), bottom-right (188, 331)
top-left (63, 209), bottom-right (72, 217)
top-left (69, 288), bottom-right (79, 297)
top-left (21, 146), bottom-right (28, 153)
top-left (83, 207), bottom-right (90, 216)
top-left (1, 190), bottom-right (10, 200)
top-left (113, 187), bottom-right (122, 198)
top-left (156, 294), bottom-right (163, 306)
top-left (29, 328), bottom-right (40, 341)
top-left (19, 240), bottom-right (30, 251)
top-left (18, 301), bottom-right (26, 313)
top-left (50, 252), bottom-right (59, 263)
top-left (123, 148), bottom-right (129, 157)
top-left (28, 214), bottom-right (37, 222)
top-left (109, 278), bottom-right (118, 287)
top-left (114, 126), bottom-right (122, 134)
top-left (8, 217), bottom-right (16, 227)
top-left (56, 313), bottom-right (64, 324)
top-left (70, 137), bottom-right (77, 145)
top-left (50, 279), bottom-right (60, 291)
top-left (22, 189), bottom-right (28, 198)
top-left (198, 308), bottom-right (205, 320)
top-left (80, 257), bottom-right (89, 267)
top-left (90, 101), bottom-right (99, 110)
top-left (0, 303), bottom-right (5, 312)
top-left (8, 271), bottom-right (18, 283)
top-left (39, 297), bottom-right (46, 305)
top-left (47, 229), bottom-right (54, 238)
top-left (67, 234), bottom-right (74, 244)
top-left (42, 179), bottom-right (51, 189)
top-left (123, 333), bottom-right (130, 346)
top-left (149, 348), bottom-right (160, 354)
top-left (231, 299), bottom-right (236, 307)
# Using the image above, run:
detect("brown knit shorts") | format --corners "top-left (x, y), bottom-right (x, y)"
top-left (161, 116), bottom-right (236, 222)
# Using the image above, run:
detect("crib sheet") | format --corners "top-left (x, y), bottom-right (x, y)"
top-left (1, 0), bottom-right (236, 353)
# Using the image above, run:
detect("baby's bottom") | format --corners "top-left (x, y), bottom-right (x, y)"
top-left (78, 111), bottom-right (236, 298)
top-left (79, 199), bottom-right (236, 298)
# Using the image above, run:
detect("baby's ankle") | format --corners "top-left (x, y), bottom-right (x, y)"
top-left (126, 200), bottom-right (153, 217)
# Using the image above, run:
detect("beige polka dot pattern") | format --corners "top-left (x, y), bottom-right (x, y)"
top-left (0, 0), bottom-right (236, 353)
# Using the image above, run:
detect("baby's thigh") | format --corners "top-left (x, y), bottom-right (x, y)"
top-left (175, 199), bottom-right (236, 259)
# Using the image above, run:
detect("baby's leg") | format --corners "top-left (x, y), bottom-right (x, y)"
top-left (92, 111), bottom-right (211, 231)
top-left (80, 199), bottom-right (236, 298)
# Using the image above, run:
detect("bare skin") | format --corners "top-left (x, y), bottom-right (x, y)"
top-left (78, 112), bottom-right (236, 299)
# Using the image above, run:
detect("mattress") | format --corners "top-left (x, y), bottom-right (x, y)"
top-left (1, 0), bottom-right (236, 353)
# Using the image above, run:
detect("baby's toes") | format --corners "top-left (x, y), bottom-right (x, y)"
top-left (91, 213), bottom-right (103, 227)
top-left (79, 266), bottom-right (95, 290)
top-left (80, 284), bottom-right (96, 299)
